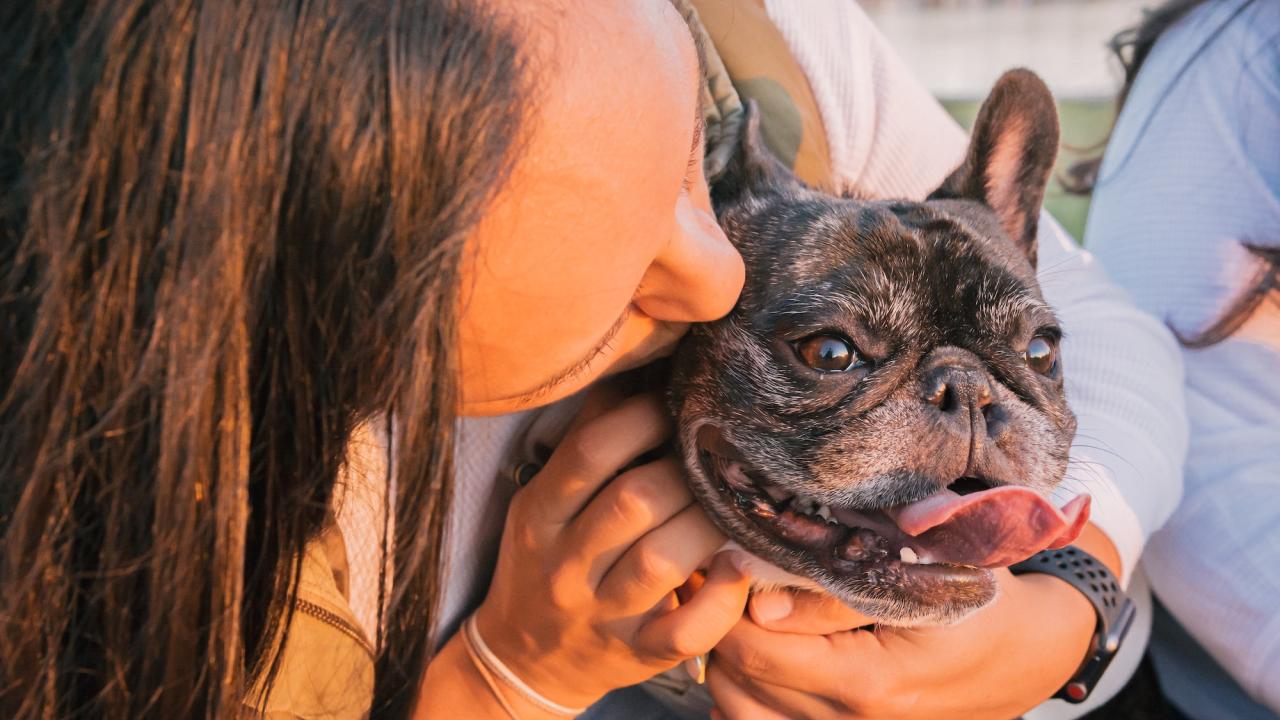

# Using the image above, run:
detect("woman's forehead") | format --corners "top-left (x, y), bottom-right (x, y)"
top-left (513, 0), bottom-right (699, 149)
top-left (482, 0), bottom-right (702, 241)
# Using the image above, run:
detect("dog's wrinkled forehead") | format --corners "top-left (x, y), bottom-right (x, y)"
top-left (725, 194), bottom-right (1052, 345)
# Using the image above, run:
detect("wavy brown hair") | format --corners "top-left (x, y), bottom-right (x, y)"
top-left (1065, 0), bottom-right (1274, 346)
top-left (0, 0), bottom-right (527, 717)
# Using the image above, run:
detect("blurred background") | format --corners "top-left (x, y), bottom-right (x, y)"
top-left (862, 0), bottom-right (1151, 239)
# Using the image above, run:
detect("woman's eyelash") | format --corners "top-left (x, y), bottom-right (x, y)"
top-left (681, 115), bottom-right (705, 193)
top-left (681, 151), bottom-right (699, 192)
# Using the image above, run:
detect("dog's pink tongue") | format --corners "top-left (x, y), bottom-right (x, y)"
top-left (886, 487), bottom-right (1091, 568)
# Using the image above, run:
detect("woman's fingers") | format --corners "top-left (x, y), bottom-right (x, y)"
top-left (633, 552), bottom-right (750, 661)
top-left (711, 659), bottom-right (844, 720)
top-left (748, 588), bottom-right (878, 635)
top-left (706, 664), bottom-right (793, 720)
top-left (597, 503), bottom-right (728, 608)
top-left (517, 392), bottom-right (671, 532)
top-left (560, 373), bottom-right (635, 436)
top-left (570, 456), bottom-right (695, 587)
top-left (714, 615), bottom-right (884, 698)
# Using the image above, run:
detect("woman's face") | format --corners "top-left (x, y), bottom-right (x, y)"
top-left (459, 0), bottom-right (744, 416)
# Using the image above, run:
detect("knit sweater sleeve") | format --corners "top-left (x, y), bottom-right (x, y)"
top-left (760, 0), bottom-right (1190, 581)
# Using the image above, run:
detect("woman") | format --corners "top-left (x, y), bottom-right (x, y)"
top-left (1084, 0), bottom-right (1280, 716)
top-left (0, 0), bottom-right (1187, 718)
top-left (2, 0), bottom-right (752, 716)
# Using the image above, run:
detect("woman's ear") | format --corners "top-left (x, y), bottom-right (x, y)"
top-left (929, 69), bottom-right (1060, 268)
top-left (710, 100), bottom-right (804, 212)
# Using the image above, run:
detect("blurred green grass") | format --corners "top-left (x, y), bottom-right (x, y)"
top-left (941, 98), bottom-right (1114, 241)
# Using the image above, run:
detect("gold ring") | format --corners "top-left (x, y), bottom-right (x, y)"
top-left (512, 461), bottom-right (542, 488)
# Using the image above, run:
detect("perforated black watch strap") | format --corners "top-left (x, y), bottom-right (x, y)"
top-left (1010, 546), bottom-right (1136, 703)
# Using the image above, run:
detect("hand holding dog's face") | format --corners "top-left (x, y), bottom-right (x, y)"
top-left (671, 71), bottom-right (1084, 626)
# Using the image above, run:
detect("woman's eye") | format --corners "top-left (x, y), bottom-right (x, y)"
top-left (1025, 336), bottom-right (1058, 376)
top-left (795, 334), bottom-right (860, 372)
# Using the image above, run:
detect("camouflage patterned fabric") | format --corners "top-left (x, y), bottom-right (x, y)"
top-left (678, 0), bottom-right (834, 190)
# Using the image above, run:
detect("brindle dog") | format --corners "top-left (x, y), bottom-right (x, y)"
top-left (670, 70), bottom-right (1089, 626)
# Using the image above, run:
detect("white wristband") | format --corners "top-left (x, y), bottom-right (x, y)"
top-left (463, 615), bottom-right (590, 718)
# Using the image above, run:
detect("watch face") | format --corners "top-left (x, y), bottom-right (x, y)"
top-left (1106, 598), bottom-right (1138, 654)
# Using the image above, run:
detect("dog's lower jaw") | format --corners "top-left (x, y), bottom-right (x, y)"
top-left (680, 419), bottom-right (1001, 627)
top-left (716, 540), bottom-right (998, 628)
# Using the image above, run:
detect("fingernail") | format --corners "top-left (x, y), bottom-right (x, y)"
top-left (683, 654), bottom-right (707, 684)
top-left (751, 591), bottom-right (792, 622)
top-left (717, 549), bottom-right (751, 578)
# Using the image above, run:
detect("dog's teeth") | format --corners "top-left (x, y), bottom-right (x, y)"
top-left (749, 497), bottom-right (777, 520)
top-left (815, 504), bottom-right (833, 521)
top-left (899, 547), bottom-right (919, 564)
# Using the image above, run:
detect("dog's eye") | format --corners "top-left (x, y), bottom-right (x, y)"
top-left (1025, 336), bottom-right (1058, 376)
top-left (795, 334), bottom-right (860, 372)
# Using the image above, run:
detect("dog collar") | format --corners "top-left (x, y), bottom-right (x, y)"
top-left (1010, 545), bottom-right (1136, 704)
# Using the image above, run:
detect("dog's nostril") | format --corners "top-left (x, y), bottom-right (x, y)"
top-left (983, 402), bottom-right (1007, 436)
top-left (982, 401), bottom-right (1001, 422)
top-left (975, 383), bottom-right (993, 408)
top-left (925, 377), bottom-right (956, 411)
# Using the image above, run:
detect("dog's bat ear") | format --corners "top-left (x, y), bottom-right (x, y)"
top-left (710, 100), bottom-right (803, 210)
top-left (929, 69), bottom-right (1059, 268)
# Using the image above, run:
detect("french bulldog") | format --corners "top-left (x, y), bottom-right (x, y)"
top-left (670, 70), bottom-right (1090, 627)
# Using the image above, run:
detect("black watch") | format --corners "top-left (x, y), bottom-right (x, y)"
top-left (1010, 546), bottom-right (1136, 704)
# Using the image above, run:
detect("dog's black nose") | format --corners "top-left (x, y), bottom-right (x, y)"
top-left (918, 348), bottom-right (1007, 440)
top-left (922, 365), bottom-right (992, 413)
top-left (922, 366), bottom-right (1007, 440)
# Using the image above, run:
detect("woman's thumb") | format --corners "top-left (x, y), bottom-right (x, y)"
top-left (748, 588), bottom-right (877, 634)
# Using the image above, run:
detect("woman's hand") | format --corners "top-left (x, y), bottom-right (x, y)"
top-left (707, 523), bottom-right (1120, 720)
top-left (707, 570), bottom-right (1095, 720)
top-left (472, 387), bottom-right (752, 710)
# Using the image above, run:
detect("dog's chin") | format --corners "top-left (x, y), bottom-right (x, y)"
top-left (685, 423), bottom-right (998, 626)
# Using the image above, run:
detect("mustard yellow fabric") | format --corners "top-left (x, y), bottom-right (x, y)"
top-left (245, 526), bottom-right (375, 719)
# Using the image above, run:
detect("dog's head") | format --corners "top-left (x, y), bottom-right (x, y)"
top-left (671, 70), bottom-right (1086, 625)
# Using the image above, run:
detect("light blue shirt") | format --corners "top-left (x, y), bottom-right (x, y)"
top-left (1086, 1), bottom-right (1280, 718)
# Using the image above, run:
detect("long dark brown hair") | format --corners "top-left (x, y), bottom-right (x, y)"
top-left (1066, 0), bottom-right (1276, 346)
top-left (0, 0), bottom-right (527, 717)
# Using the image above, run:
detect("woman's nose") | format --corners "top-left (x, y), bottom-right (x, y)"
top-left (633, 197), bottom-right (745, 323)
